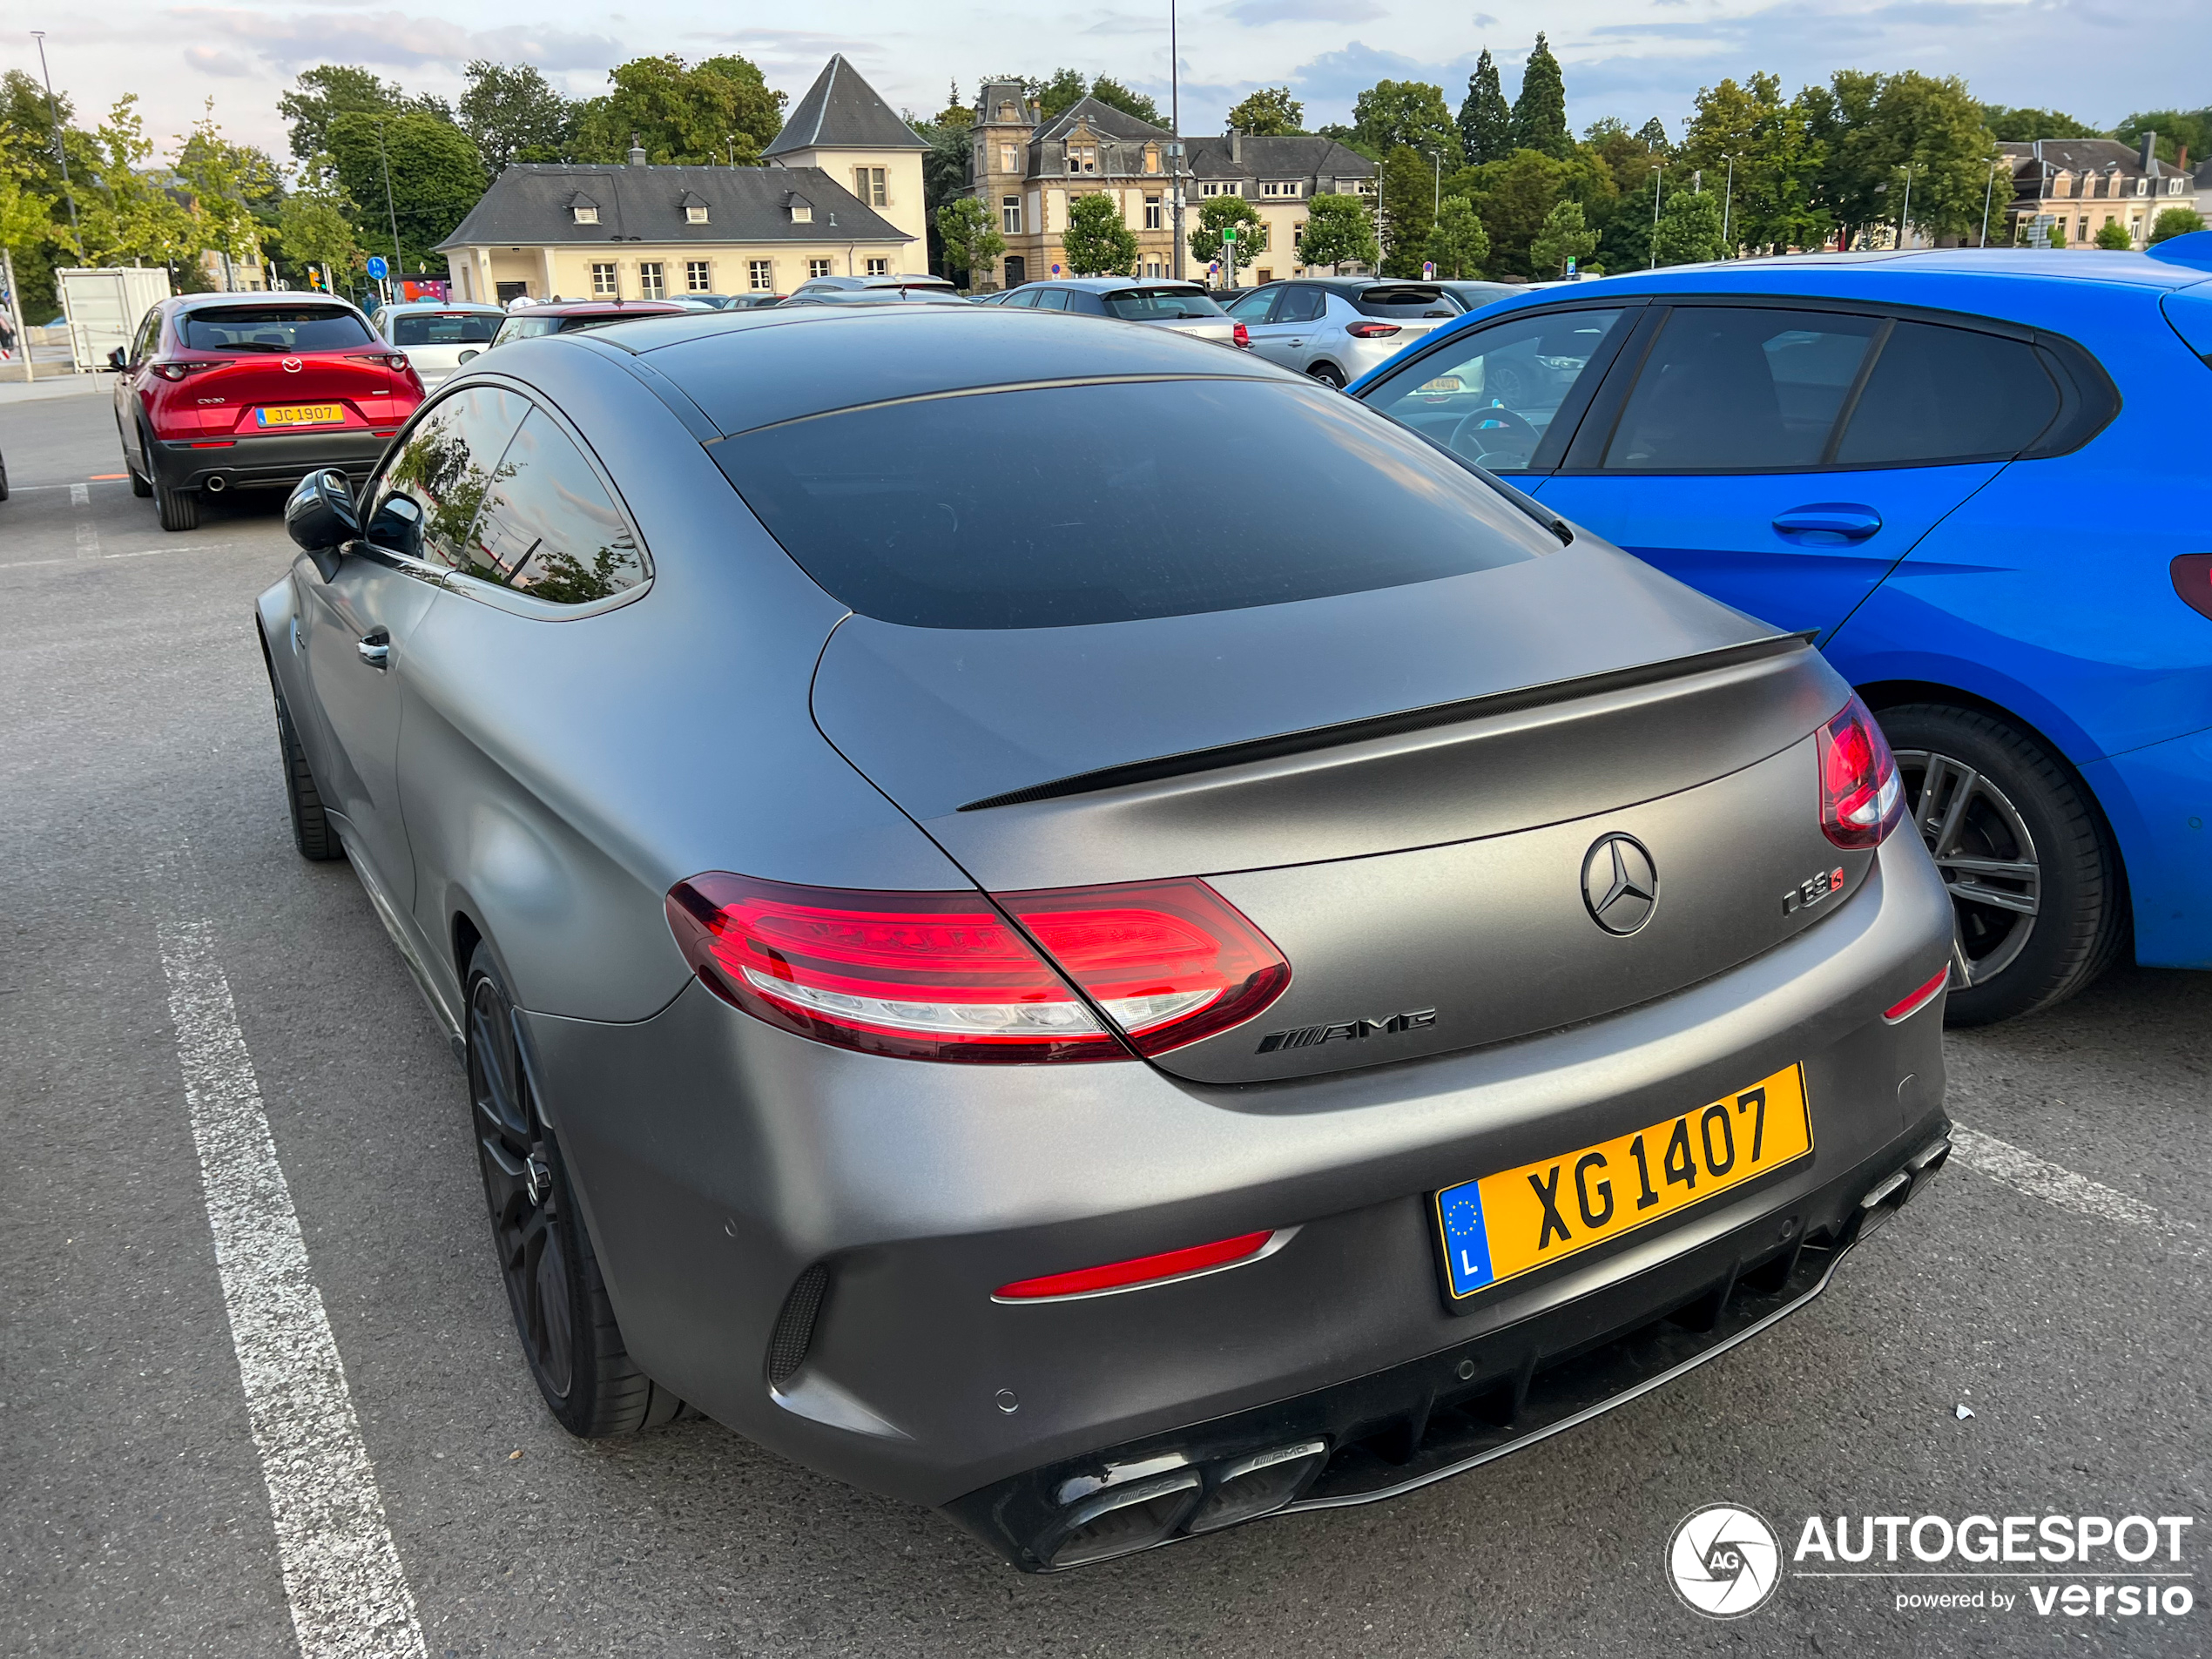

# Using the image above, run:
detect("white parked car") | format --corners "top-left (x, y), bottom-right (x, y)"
top-left (376, 301), bottom-right (506, 387)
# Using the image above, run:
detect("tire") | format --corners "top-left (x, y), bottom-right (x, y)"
top-left (155, 480), bottom-right (199, 532)
top-left (1875, 703), bottom-right (2127, 1026)
top-left (467, 946), bottom-right (683, 1437)
top-left (0, 455), bottom-right (9, 502)
top-left (271, 685), bottom-right (342, 861)
top-left (1309, 362), bottom-right (1346, 389)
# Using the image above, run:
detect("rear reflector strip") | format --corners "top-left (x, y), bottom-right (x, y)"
top-left (1883, 965), bottom-right (1948, 1023)
top-left (995, 1229), bottom-right (1282, 1302)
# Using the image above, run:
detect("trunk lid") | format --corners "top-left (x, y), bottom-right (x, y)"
top-left (811, 544), bottom-right (1863, 1082)
top-left (171, 351), bottom-right (415, 437)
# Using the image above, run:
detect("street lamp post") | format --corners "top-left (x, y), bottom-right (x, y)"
top-left (1979, 156), bottom-right (2003, 246)
top-left (1649, 161), bottom-right (1664, 268)
top-left (375, 118), bottom-right (403, 302)
top-left (1897, 160), bottom-right (1915, 250)
top-left (1721, 153), bottom-right (1737, 256)
top-left (1170, 0), bottom-right (1184, 281)
top-left (30, 32), bottom-right (82, 259)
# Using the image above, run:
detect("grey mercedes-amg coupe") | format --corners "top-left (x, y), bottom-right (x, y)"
top-left (263, 302), bottom-right (1956, 1570)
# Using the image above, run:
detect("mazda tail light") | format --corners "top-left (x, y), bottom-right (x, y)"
top-left (1818, 696), bottom-right (1905, 849)
top-left (348, 351), bottom-right (413, 374)
top-left (1345, 320), bottom-right (1402, 339)
top-left (150, 361), bottom-right (210, 381)
top-left (665, 874), bottom-right (1289, 1063)
top-left (1231, 321), bottom-right (1250, 348)
top-left (2173, 553), bottom-right (2212, 622)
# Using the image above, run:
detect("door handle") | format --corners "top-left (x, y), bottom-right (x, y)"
top-left (357, 631), bottom-right (390, 669)
top-left (1772, 503), bottom-right (1884, 540)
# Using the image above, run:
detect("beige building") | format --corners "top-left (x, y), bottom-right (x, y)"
top-left (1999, 136), bottom-right (2195, 248)
top-left (962, 84), bottom-right (1375, 289)
top-left (435, 57), bottom-right (921, 302)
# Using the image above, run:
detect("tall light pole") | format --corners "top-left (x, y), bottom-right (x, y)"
top-left (1979, 156), bottom-right (2003, 246)
top-left (1897, 160), bottom-right (1915, 250)
top-left (30, 32), bottom-right (82, 258)
top-left (1649, 160), bottom-right (1664, 268)
top-left (1170, 0), bottom-right (1184, 281)
top-left (1721, 153), bottom-right (1737, 256)
top-left (376, 116), bottom-right (402, 295)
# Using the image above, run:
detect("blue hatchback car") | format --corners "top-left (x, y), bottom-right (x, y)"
top-left (1351, 238), bottom-right (2212, 1024)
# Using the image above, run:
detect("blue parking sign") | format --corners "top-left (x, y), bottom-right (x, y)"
top-left (366, 255), bottom-right (388, 280)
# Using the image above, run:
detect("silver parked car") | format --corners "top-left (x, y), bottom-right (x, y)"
top-left (264, 301), bottom-right (1953, 1573)
top-left (1224, 279), bottom-right (1465, 386)
top-left (375, 300), bottom-right (506, 388)
top-left (999, 276), bottom-right (1241, 347)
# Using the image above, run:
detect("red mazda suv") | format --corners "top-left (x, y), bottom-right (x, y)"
top-left (112, 293), bottom-right (423, 531)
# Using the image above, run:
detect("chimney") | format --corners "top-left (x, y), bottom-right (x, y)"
top-left (2139, 132), bottom-right (2157, 172)
top-left (628, 132), bottom-right (648, 168)
top-left (1230, 128), bottom-right (1242, 164)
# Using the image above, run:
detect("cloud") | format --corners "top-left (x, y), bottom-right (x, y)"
top-left (1216, 0), bottom-right (1386, 23)
top-left (182, 44), bottom-right (257, 77)
top-left (1470, 11), bottom-right (1499, 25)
top-left (166, 8), bottom-right (621, 74)
top-left (1078, 11), bottom-right (1170, 34)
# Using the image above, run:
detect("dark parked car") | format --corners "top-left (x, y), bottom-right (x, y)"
top-left (112, 293), bottom-right (423, 531)
top-left (995, 276), bottom-right (1242, 347)
top-left (264, 301), bottom-right (1953, 1572)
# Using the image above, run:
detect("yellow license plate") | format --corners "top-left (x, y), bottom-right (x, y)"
top-left (1433, 1063), bottom-right (1813, 1300)
top-left (254, 403), bottom-right (345, 428)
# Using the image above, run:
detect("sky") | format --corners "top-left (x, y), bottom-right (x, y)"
top-left (3, 0), bottom-right (2198, 171)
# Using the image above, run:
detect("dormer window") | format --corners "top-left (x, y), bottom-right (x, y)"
top-left (1067, 144), bottom-right (1097, 175)
top-left (686, 205), bottom-right (708, 223)
top-left (997, 102), bottom-right (1016, 121)
top-left (1144, 146), bottom-right (1159, 174)
top-left (572, 205), bottom-right (599, 225)
top-left (786, 192), bottom-right (813, 224)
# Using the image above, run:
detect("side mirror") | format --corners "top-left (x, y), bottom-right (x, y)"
top-left (286, 469), bottom-right (362, 570)
top-left (106, 347), bottom-right (127, 370)
top-left (456, 348), bottom-right (480, 366)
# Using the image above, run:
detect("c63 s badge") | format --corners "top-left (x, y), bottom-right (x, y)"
top-left (1783, 865), bottom-right (1850, 917)
top-left (1258, 1008), bottom-right (1436, 1053)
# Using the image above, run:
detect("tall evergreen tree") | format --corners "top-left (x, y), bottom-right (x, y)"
top-left (1509, 34), bottom-right (1572, 160)
top-left (1459, 51), bottom-right (1512, 165)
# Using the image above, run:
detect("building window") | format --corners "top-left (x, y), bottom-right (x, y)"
top-left (1143, 259), bottom-right (1163, 278)
top-left (685, 205), bottom-right (709, 224)
top-left (1261, 181), bottom-right (1300, 198)
top-left (749, 259), bottom-right (773, 291)
top-left (853, 165), bottom-right (887, 206)
top-left (1143, 195), bottom-right (1163, 231)
top-left (2077, 218), bottom-right (2089, 240)
top-left (572, 205), bottom-right (599, 225)
top-left (808, 258), bottom-right (833, 279)
top-left (1069, 145), bottom-right (1096, 175)
top-left (686, 260), bottom-right (711, 292)
top-left (999, 143), bottom-right (1018, 173)
top-left (1002, 195), bottom-right (1022, 234)
top-left (638, 262), bottom-right (665, 300)
top-left (792, 203), bottom-right (813, 224)
top-left (997, 102), bottom-right (1017, 121)
top-left (1256, 268), bottom-right (1272, 283)
top-left (590, 261), bottom-right (618, 296)
top-left (865, 257), bottom-right (889, 276)
top-left (1144, 147), bottom-right (1160, 174)
top-left (1203, 181), bottom-right (1242, 198)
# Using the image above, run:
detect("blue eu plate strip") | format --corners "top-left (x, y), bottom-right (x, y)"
top-left (1436, 1179), bottom-right (1494, 1298)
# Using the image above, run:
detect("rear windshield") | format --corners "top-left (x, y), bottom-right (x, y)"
top-left (389, 312), bottom-right (501, 346)
top-left (711, 377), bottom-right (1550, 630)
top-left (1351, 286), bottom-right (1459, 319)
top-left (179, 307), bottom-right (373, 352)
top-left (1102, 287), bottom-right (1225, 321)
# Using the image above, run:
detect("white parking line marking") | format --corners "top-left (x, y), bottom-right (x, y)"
top-left (1950, 1123), bottom-right (2201, 1247)
top-left (70, 482), bottom-right (89, 506)
top-left (158, 917), bottom-right (428, 1659)
top-left (0, 543), bottom-right (239, 570)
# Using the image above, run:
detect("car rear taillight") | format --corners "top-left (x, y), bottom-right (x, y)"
top-left (349, 351), bottom-right (412, 372)
top-left (995, 1230), bottom-right (1278, 1300)
top-left (1818, 696), bottom-right (1905, 849)
top-left (665, 874), bottom-right (1289, 1063)
top-left (2173, 554), bottom-right (2212, 622)
top-left (150, 361), bottom-right (207, 381)
top-left (1883, 964), bottom-right (1949, 1023)
top-left (1231, 321), bottom-right (1250, 348)
top-left (1345, 320), bottom-right (1402, 338)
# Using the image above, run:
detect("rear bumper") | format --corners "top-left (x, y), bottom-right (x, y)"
top-left (151, 428), bottom-right (395, 493)
top-left (520, 830), bottom-right (1952, 1538)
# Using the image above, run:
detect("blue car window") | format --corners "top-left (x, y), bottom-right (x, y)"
top-left (1832, 321), bottom-right (2060, 465)
top-left (1604, 307), bottom-right (1877, 471)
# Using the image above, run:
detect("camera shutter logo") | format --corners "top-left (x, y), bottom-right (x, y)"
top-left (1668, 1504), bottom-right (1781, 1618)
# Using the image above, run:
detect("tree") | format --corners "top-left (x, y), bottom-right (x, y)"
top-left (2151, 206), bottom-right (2208, 243)
top-left (572, 55), bottom-right (785, 167)
top-left (935, 195), bottom-right (1004, 283)
top-left (1425, 194), bottom-right (1488, 278)
top-left (1296, 192), bottom-right (1378, 271)
top-left (1978, 105), bottom-right (2099, 142)
top-left (2043, 219), bottom-right (2066, 249)
top-left (2111, 109), bottom-right (2212, 165)
top-left (1353, 81), bottom-right (1460, 169)
top-left (1379, 145), bottom-right (1438, 275)
top-left (1188, 192), bottom-right (1267, 272)
top-left (1030, 70), bottom-right (1089, 122)
top-left (279, 65), bottom-right (416, 161)
top-left (276, 156), bottom-right (362, 280)
top-left (326, 110), bottom-right (485, 273)
top-left (1654, 187), bottom-right (1725, 265)
top-left (1528, 198), bottom-right (1597, 276)
top-left (1871, 72), bottom-right (2000, 246)
top-left (1226, 87), bottom-right (1305, 137)
top-left (2092, 217), bottom-right (2134, 250)
top-left (1509, 34), bottom-right (1572, 160)
top-left (175, 103), bottom-right (280, 278)
top-left (1459, 51), bottom-right (1512, 165)
top-left (460, 64), bottom-right (576, 170)
top-left (1088, 77), bottom-right (1162, 127)
top-left (78, 96), bottom-right (196, 272)
top-left (1636, 117), bottom-right (1669, 153)
top-left (911, 111), bottom-right (974, 277)
top-left (1062, 191), bottom-right (1138, 275)
top-left (1450, 146), bottom-right (1572, 278)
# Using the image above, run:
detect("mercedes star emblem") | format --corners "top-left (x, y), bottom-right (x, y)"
top-left (1582, 833), bottom-right (1658, 935)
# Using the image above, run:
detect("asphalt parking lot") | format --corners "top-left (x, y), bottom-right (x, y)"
top-left (3, 381), bottom-right (2206, 1657)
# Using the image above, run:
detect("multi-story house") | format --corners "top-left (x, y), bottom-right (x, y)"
top-left (964, 83), bottom-right (1376, 288)
top-left (435, 56), bottom-right (921, 303)
top-left (1999, 136), bottom-right (2195, 248)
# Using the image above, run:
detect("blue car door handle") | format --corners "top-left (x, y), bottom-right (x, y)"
top-left (1772, 503), bottom-right (1884, 540)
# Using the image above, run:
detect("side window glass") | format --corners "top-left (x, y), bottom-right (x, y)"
top-left (1364, 308), bottom-right (1628, 472)
top-left (1278, 287), bottom-right (1325, 324)
top-left (1226, 288), bottom-right (1278, 324)
top-left (361, 385), bottom-right (529, 566)
top-left (1832, 321), bottom-right (2060, 465)
top-left (462, 410), bottom-right (645, 605)
top-left (1033, 288), bottom-right (1070, 311)
top-left (1603, 307), bottom-right (1877, 471)
top-left (133, 313), bottom-right (162, 363)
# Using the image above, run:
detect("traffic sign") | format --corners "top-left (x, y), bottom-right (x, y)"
top-left (1221, 225), bottom-right (1238, 242)
top-left (366, 255), bottom-right (388, 280)
top-left (1422, 260), bottom-right (1435, 280)
top-left (1051, 263), bottom-right (1062, 274)
top-left (1566, 256), bottom-right (1578, 277)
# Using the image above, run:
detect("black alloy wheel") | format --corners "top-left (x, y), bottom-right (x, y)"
top-left (466, 946), bottom-right (683, 1436)
top-left (1309, 363), bottom-right (1346, 388)
top-left (1876, 704), bottom-right (2127, 1026)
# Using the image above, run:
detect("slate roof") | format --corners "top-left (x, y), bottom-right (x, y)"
top-left (435, 164), bottom-right (911, 252)
top-left (764, 55), bottom-right (926, 156)
top-left (1999, 138), bottom-right (2181, 180)
top-left (1184, 135), bottom-right (1375, 183)
top-left (1035, 96), bottom-right (1172, 145)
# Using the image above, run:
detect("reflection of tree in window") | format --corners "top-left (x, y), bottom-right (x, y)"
top-left (465, 411), bottom-right (644, 605)
top-left (375, 387), bottom-right (524, 565)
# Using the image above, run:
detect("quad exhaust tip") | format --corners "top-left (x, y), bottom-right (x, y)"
top-left (1035, 1439), bottom-right (1330, 1568)
top-left (1854, 1134), bottom-right (1951, 1242)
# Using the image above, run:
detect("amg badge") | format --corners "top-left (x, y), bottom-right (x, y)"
top-left (1783, 866), bottom-right (1850, 915)
top-left (1258, 1008), bottom-right (1437, 1053)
